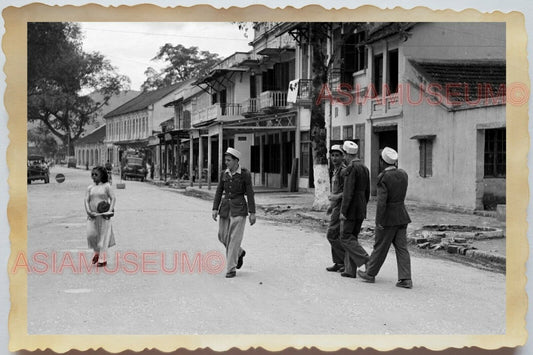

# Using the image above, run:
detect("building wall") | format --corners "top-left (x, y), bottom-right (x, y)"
top-left (401, 84), bottom-right (505, 209)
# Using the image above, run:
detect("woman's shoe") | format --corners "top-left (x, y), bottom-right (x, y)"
top-left (92, 254), bottom-right (99, 264)
top-left (97, 261), bottom-right (107, 267)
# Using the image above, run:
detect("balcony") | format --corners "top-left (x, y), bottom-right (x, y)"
top-left (259, 90), bottom-right (288, 112)
top-left (191, 103), bottom-right (242, 127)
top-left (241, 98), bottom-right (259, 117)
top-left (370, 93), bottom-right (402, 118)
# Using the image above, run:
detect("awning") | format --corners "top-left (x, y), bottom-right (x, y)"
top-left (410, 134), bottom-right (436, 140)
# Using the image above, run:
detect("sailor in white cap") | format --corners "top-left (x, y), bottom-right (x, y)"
top-left (338, 140), bottom-right (371, 278)
top-left (212, 147), bottom-right (256, 278)
top-left (358, 147), bottom-right (413, 289)
top-left (325, 144), bottom-right (347, 272)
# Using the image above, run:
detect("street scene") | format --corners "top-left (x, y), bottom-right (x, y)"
top-left (26, 166), bottom-right (505, 334)
top-left (24, 21), bottom-right (508, 336)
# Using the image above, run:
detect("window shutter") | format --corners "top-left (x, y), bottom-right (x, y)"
top-left (419, 142), bottom-right (424, 177)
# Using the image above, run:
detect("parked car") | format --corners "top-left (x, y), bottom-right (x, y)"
top-left (27, 155), bottom-right (49, 184)
top-left (121, 156), bottom-right (147, 181)
top-left (67, 156), bottom-right (77, 168)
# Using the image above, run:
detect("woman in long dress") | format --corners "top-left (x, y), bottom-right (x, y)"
top-left (85, 166), bottom-right (116, 267)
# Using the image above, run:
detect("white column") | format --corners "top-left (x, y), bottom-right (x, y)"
top-left (198, 134), bottom-right (203, 189)
top-left (218, 126), bottom-right (223, 183)
top-left (207, 133), bottom-right (212, 190)
top-left (189, 133), bottom-right (194, 187)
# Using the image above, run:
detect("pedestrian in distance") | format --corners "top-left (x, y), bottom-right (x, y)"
top-left (212, 148), bottom-right (256, 278)
top-left (105, 160), bottom-right (113, 185)
top-left (339, 140), bottom-right (371, 278)
top-left (358, 147), bottom-right (413, 289)
top-left (325, 144), bottom-right (347, 273)
top-left (85, 166), bottom-right (116, 267)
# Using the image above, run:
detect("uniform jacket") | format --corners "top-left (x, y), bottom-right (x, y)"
top-left (330, 163), bottom-right (346, 209)
top-left (213, 166), bottom-right (256, 218)
top-left (375, 166), bottom-right (411, 227)
top-left (340, 159), bottom-right (370, 220)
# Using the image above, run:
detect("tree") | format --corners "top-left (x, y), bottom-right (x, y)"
top-left (27, 22), bottom-right (130, 155)
top-left (28, 124), bottom-right (59, 158)
top-left (141, 44), bottom-right (221, 91)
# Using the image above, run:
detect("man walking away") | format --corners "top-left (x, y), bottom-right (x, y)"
top-left (326, 145), bottom-right (347, 272)
top-left (339, 141), bottom-right (370, 278)
top-left (358, 147), bottom-right (413, 289)
top-left (212, 148), bottom-right (256, 278)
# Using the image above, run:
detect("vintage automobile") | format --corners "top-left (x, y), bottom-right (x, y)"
top-left (27, 155), bottom-right (50, 184)
top-left (121, 155), bottom-right (147, 181)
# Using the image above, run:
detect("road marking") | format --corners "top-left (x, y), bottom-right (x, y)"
top-left (63, 288), bottom-right (92, 294)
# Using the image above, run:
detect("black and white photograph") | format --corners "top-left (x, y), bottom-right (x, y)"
top-left (3, 3), bottom-right (529, 353)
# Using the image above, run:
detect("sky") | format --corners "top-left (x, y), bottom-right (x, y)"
top-left (78, 22), bottom-right (253, 91)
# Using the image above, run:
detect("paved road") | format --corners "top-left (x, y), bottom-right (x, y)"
top-left (25, 167), bottom-right (505, 335)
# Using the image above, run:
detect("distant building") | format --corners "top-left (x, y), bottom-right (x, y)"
top-left (74, 125), bottom-right (106, 168)
top-left (103, 83), bottom-right (185, 176)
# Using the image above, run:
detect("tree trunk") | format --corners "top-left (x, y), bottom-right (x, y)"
top-left (309, 24), bottom-right (330, 211)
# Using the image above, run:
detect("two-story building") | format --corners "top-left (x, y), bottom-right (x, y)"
top-left (104, 83), bottom-right (185, 176)
top-left (324, 22), bottom-right (506, 210)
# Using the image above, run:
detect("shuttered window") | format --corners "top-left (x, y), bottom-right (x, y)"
top-left (419, 139), bottom-right (433, 178)
top-left (484, 128), bottom-right (506, 177)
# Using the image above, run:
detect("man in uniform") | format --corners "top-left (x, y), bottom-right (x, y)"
top-left (339, 141), bottom-right (370, 278)
top-left (325, 144), bottom-right (347, 272)
top-left (212, 148), bottom-right (256, 278)
top-left (358, 147), bottom-right (413, 289)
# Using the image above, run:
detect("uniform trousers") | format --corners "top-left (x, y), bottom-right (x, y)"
top-left (340, 219), bottom-right (369, 276)
top-left (326, 206), bottom-right (345, 265)
top-left (366, 225), bottom-right (411, 280)
top-left (218, 215), bottom-right (246, 273)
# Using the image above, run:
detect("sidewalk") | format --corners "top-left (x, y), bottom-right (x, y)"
top-left (170, 184), bottom-right (506, 270)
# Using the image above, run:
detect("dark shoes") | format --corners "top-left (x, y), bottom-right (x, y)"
top-left (326, 263), bottom-right (344, 272)
top-left (396, 279), bottom-right (413, 289)
top-left (92, 254), bottom-right (99, 264)
top-left (237, 250), bottom-right (246, 269)
top-left (226, 271), bottom-right (236, 278)
top-left (340, 271), bottom-right (356, 278)
top-left (357, 270), bottom-right (375, 283)
top-left (96, 261), bottom-right (107, 267)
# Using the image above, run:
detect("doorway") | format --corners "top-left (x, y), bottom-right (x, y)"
top-left (371, 125), bottom-right (398, 195)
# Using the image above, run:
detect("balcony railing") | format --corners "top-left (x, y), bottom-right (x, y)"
top-left (241, 98), bottom-right (259, 115)
top-left (260, 90), bottom-right (288, 110)
top-left (191, 103), bottom-right (242, 126)
top-left (371, 93), bottom-right (401, 117)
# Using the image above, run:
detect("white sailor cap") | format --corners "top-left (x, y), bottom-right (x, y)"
top-left (381, 147), bottom-right (398, 164)
top-left (330, 144), bottom-right (344, 154)
top-left (342, 141), bottom-right (359, 155)
top-left (225, 147), bottom-right (241, 160)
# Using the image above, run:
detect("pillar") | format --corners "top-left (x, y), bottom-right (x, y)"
top-left (218, 126), bottom-right (223, 183)
top-left (207, 133), bottom-right (212, 190)
top-left (198, 134), bottom-right (203, 189)
top-left (189, 132), bottom-right (194, 187)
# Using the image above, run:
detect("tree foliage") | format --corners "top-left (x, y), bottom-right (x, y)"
top-left (141, 44), bottom-right (221, 91)
top-left (27, 22), bottom-right (130, 154)
top-left (28, 124), bottom-right (59, 158)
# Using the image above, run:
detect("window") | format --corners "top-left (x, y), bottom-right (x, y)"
top-left (388, 49), bottom-right (399, 94)
top-left (300, 132), bottom-right (311, 177)
top-left (335, 107), bottom-right (339, 118)
top-left (419, 139), bottom-right (433, 178)
top-left (373, 54), bottom-right (383, 96)
top-left (332, 126), bottom-right (341, 140)
top-left (346, 105), bottom-right (350, 116)
top-left (342, 125), bottom-right (353, 139)
top-left (484, 128), bottom-right (506, 177)
top-left (358, 103), bottom-right (363, 115)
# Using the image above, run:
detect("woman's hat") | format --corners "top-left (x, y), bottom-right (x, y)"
top-left (97, 201), bottom-right (110, 213)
